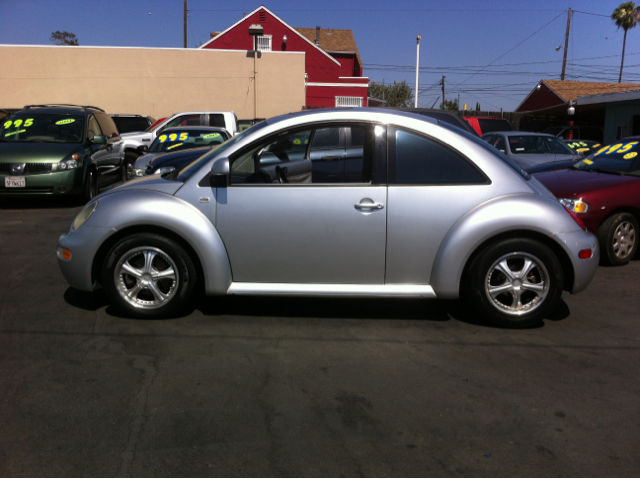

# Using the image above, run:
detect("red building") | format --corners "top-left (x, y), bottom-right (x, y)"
top-left (199, 6), bottom-right (368, 110)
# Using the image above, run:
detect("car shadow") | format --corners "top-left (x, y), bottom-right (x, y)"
top-left (0, 197), bottom-right (81, 210)
top-left (63, 287), bottom-right (571, 328)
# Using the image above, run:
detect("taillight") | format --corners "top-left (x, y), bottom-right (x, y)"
top-left (564, 206), bottom-right (587, 231)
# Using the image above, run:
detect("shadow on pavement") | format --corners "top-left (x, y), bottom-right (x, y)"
top-left (0, 197), bottom-right (82, 210)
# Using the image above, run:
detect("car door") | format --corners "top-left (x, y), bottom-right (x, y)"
top-left (86, 115), bottom-right (111, 187)
top-left (214, 122), bottom-right (388, 284)
top-left (95, 113), bottom-right (123, 184)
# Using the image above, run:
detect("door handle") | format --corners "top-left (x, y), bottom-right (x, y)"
top-left (355, 202), bottom-right (384, 210)
top-left (320, 156), bottom-right (341, 161)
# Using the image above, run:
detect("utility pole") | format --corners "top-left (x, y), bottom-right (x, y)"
top-left (415, 35), bottom-right (421, 108)
top-left (183, 0), bottom-right (188, 48)
top-left (457, 94), bottom-right (460, 111)
top-left (561, 8), bottom-right (571, 81)
top-left (441, 76), bottom-right (445, 109)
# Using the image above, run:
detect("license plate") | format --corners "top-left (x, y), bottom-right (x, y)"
top-left (5, 177), bottom-right (26, 188)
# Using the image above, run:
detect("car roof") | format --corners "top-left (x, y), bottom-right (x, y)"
top-left (265, 107), bottom-right (438, 127)
top-left (15, 106), bottom-right (99, 116)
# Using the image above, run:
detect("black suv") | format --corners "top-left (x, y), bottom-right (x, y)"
top-left (0, 104), bottom-right (125, 201)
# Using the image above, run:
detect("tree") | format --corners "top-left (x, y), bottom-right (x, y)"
top-left (475, 102), bottom-right (481, 112)
top-left (611, 2), bottom-right (640, 82)
top-left (368, 81), bottom-right (413, 107)
top-left (50, 31), bottom-right (79, 46)
top-left (440, 99), bottom-right (459, 111)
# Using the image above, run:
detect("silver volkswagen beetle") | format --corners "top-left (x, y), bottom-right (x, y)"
top-left (57, 109), bottom-right (599, 327)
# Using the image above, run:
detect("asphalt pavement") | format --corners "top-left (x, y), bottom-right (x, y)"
top-left (1, 198), bottom-right (638, 477)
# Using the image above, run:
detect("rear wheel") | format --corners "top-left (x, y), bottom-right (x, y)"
top-left (102, 233), bottom-right (198, 318)
top-left (597, 213), bottom-right (638, 266)
top-left (463, 238), bottom-right (564, 328)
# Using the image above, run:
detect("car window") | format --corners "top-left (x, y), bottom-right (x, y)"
top-left (0, 114), bottom-right (85, 143)
top-left (482, 134), bottom-right (495, 145)
top-left (112, 116), bottom-right (149, 134)
top-left (389, 127), bottom-right (487, 185)
top-left (96, 114), bottom-right (120, 138)
top-left (478, 118), bottom-right (512, 133)
top-left (150, 129), bottom-right (229, 153)
top-left (87, 115), bottom-right (102, 140)
top-left (573, 140), bottom-right (640, 176)
top-left (230, 123), bottom-right (376, 185)
top-left (493, 136), bottom-right (506, 153)
top-left (166, 114), bottom-right (202, 128)
top-left (209, 114), bottom-right (226, 128)
top-left (349, 126), bottom-right (365, 147)
top-left (508, 135), bottom-right (573, 155)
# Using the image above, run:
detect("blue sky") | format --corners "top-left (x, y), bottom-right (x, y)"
top-left (0, 0), bottom-right (635, 110)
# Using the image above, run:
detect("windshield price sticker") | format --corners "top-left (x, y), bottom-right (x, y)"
top-left (55, 118), bottom-right (76, 125)
top-left (567, 141), bottom-right (588, 149)
top-left (203, 133), bottom-right (221, 139)
top-left (624, 152), bottom-right (638, 159)
top-left (595, 142), bottom-right (638, 156)
top-left (4, 129), bottom-right (26, 137)
top-left (167, 143), bottom-right (183, 150)
top-left (159, 132), bottom-right (189, 143)
top-left (3, 118), bottom-right (34, 129)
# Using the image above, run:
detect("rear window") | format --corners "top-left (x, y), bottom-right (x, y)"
top-left (478, 118), bottom-right (512, 134)
top-left (112, 116), bottom-right (149, 134)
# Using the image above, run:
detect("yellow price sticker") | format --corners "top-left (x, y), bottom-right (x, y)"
top-left (203, 133), bottom-right (221, 139)
top-left (5, 129), bottom-right (26, 137)
top-left (55, 118), bottom-right (75, 125)
top-left (624, 152), bottom-right (637, 159)
top-left (167, 142), bottom-right (183, 150)
top-left (293, 139), bottom-right (301, 144)
top-left (583, 159), bottom-right (594, 164)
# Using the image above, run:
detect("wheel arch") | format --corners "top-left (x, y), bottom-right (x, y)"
top-left (596, 206), bottom-right (640, 232)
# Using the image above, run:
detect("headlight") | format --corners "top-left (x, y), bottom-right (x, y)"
top-left (58, 153), bottom-right (81, 170)
top-left (153, 166), bottom-right (175, 175)
top-left (132, 168), bottom-right (146, 177)
top-left (72, 201), bottom-right (99, 230)
top-left (558, 198), bottom-right (589, 213)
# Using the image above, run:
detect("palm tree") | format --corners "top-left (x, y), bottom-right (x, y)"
top-left (611, 2), bottom-right (640, 83)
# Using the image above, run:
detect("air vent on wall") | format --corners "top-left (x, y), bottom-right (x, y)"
top-left (259, 11), bottom-right (266, 22)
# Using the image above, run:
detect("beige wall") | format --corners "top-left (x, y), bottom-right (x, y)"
top-left (0, 45), bottom-right (306, 120)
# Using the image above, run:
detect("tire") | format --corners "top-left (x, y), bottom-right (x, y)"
top-left (83, 169), bottom-right (97, 203)
top-left (462, 238), bottom-right (564, 328)
top-left (102, 233), bottom-right (198, 319)
top-left (124, 151), bottom-right (140, 181)
top-left (596, 213), bottom-right (638, 266)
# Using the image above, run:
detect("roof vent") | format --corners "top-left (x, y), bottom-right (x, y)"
top-left (259, 11), bottom-right (266, 22)
top-left (316, 26), bottom-right (321, 45)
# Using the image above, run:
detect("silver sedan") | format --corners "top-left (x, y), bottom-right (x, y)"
top-left (57, 109), bottom-right (599, 328)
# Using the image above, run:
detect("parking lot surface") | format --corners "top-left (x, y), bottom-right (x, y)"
top-left (1, 199), bottom-right (639, 477)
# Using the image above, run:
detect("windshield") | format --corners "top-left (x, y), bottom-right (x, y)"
top-left (177, 121), bottom-right (268, 181)
top-left (1, 114), bottom-right (84, 143)
top-left (572, 141), bottom-right (640, 176)
top-left (149, 129), bottom-right (229, 153)
top-left (508, 135), bottom-right (574, 155)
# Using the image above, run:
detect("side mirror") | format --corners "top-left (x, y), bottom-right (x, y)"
top-left (91, 135), bottom-right (107, 145)
top-left (211, 157), bottom-right (229, 176)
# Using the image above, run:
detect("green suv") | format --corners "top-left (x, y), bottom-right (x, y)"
top-left (0, 104), bottom-right (125, 201)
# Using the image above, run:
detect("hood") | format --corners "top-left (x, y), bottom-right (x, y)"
top-left (147, 147), bottom-right (211, 169)
top-left (0, 142), bottom-right (83, 163)
top-left (97, 175), bottom-right (184, 199)
top-left (534, 168), bottom-right (639, 198)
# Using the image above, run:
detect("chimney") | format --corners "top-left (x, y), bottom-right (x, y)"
top-left (315, 26), bottom-right (321, 45)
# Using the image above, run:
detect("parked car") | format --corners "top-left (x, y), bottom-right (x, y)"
top-left (380, 107), bottom-right (479, 136)
top-left (563, 139), bottom-right (601, 157)
top-left (120, 111), bottom-right (239, 173)
top-left (57, 109), bottom-right (599, 327)
top-left (110, 114), bottom-right (156, 135)
top-left (463, 116), bottom-right (513, 136)
top-left (482, 131), bottom-right (579, 171)
top-left (130, 126), bottom-right (230, 177)
top-left (544, 125), bottom-right (604, 143)
top-left (534, 140), bottom-right (640, 266)
top-left (0, 104), bottom-right (124, 201)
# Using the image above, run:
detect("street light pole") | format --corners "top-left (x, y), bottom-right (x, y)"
top-left (415, 35), bottom-right (421, 108)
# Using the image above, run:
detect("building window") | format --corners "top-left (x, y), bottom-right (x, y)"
top-left (335, 96), bottom-right (363, 108)
top-left (256, 35), bottom-right (272, 52)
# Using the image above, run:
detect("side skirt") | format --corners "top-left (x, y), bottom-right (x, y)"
top-left (226, 283), bottom-right (437, 298)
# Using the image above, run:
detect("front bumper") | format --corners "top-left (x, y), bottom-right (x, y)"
top-left (57, 224), bottom-right (116, 291)
top-left (0, 169), bottom-right (82, 195)
top-left (554, 229), bottom-right (600, 294)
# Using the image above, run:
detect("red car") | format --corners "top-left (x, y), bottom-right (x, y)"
top-left (534, 141), bottom-right (640, 265)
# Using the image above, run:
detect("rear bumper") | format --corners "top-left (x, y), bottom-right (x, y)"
top-left (554, 229), bottom-right (600, 294)
top-left (0, 170), bottom-right (82, 195)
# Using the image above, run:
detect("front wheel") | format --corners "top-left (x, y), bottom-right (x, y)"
top-left (463, 238), bottom-right (564, 328)
top-left (597, 213), bottom-right (638, 266)
top-left (102, 233), bottom-right (198, 318)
